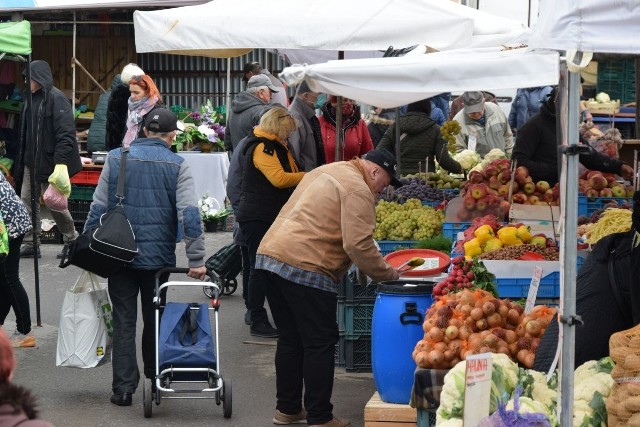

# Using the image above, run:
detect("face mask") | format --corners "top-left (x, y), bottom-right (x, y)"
top-left (315, 93), bottom-right (327, 109)
top-left (341, 103), bottom-right (355, 116)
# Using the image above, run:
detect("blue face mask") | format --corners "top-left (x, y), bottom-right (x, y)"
top-left (315, 93), bottom-right (327, 109)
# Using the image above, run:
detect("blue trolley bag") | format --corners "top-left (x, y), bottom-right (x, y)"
top-left (159, 302), bottom-right (217, 378)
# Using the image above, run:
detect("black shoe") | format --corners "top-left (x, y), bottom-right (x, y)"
top-left (19, 245), bottom-right (41, 258)
top-left (244, 310), bottom-right (251, 326)
top-left (56, 243), bottom-right (70, 259)
top-left (110, 392), bottom-right (132, 406)
top-left (250, 321), bottom-right (278, 338)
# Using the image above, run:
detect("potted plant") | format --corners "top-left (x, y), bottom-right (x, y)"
top-left (198, 193), bottom-right (232, 232)
top-left (173, 100), bottom-right (226, 152)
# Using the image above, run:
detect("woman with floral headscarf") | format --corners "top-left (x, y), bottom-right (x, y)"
top-left (122, 74), bottom-right (162, 148)
top-left (319, 96), bottom-right (373, 163)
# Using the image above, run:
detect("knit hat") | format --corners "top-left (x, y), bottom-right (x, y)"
top-left (121, 63), bottom-right (144, 84)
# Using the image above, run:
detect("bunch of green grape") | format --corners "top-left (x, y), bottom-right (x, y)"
top-left (440, 120), bottom-right (461, 154)
top-left (374, 198), bottom-right (445, 241)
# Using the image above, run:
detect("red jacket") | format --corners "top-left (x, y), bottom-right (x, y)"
top-left (319, 110), bottom-right (373, 163)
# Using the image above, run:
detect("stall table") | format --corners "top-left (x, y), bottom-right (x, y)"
top-left (177, 152), bottom-right (230, 206)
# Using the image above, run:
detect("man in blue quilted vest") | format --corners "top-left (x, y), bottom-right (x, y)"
top-left (84, 107), bottom-right (207, 407)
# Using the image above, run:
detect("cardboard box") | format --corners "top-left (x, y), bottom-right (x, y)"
top-left (364, 392), bottom-right (417, 427)
top-left (586, 99), bottom-right (620, 115)
top-left (509, 204), bottom-right (560, 238)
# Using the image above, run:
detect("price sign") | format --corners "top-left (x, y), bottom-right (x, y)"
top-left (468, 135), bottom-right (477, 152)
top-left (524, 266), bottom-right (543, 314)
top-left (463, 353), bottom-right (493, 425)
top-left (413, 257), bottom-right (441, 270)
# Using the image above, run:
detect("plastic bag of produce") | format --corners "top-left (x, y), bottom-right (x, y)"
top-left (607, 324), bottom-right (640, 426)
top-left (477, 387), bottom-right (551, 427)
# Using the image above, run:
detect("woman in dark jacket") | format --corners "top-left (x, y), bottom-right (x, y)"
top-left (87, 75), bottom-right (120, 154)
top-left (378, 99), bottom-right (462, 175)
top-left (235, 105), bottom-right (304, 338)
top-left (105, 63), bottom-right (145, 151)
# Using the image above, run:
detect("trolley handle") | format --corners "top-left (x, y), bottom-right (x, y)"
top-left (155, 267), bottom-right (217, 282)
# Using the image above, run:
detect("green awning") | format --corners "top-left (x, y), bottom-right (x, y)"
top-left (0, 20), bottom-right (31, 56)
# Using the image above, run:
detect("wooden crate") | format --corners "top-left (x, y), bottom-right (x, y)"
top-left (364, 392), bottom-right (417, 427)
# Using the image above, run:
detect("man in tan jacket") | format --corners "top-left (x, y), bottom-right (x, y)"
top-left (255, 149), bottom-right (401, 427)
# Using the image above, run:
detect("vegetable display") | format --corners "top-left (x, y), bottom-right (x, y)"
top-left (607, 324), bottom-right (640, 425)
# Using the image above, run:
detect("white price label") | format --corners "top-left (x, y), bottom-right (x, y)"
top-left (468, 135), bottom-right (477, 152)
top-left (524, 266), bottom-right (543, 314)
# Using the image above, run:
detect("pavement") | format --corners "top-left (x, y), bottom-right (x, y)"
top-left (8, 230), bottom-right (376, 427)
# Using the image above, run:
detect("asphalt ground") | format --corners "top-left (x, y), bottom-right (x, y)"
top-left (7, 229), bottom-right (376, 427)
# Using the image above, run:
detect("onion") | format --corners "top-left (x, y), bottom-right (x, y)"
top-left (470, 307), bottom-right (484, 321)
top-left (525, 320), bottom-right (543, 337)
top-left (515, 324), bottom-right (526, 337)
top-left (434, 342), bottom-right (448, 353)
top-left (415, 351), bottom-right (430, 368)
top-left (458, 325), bottom-right (471, 341)
top-left (476, 318), bottom-right (488, 330)
top-left (428, 326), bottom-right (444, 342)
top-left (516, 349), bottom-right (529, 365)
top-left (482, 301), bottom-right (496, 316)
top-left (507, 309), bottom-right (520, 325)
top-left (445, 325), bottom-right (459, 341)
top-left (428, 350), bottom-right (444, 366)
top-left (484, 333), bottom-right (499, 349)
top-left (460, 304), bottom-right (473, 317)
top-left (449, 318), bottom-right (463, 328)
top-left (487, 312), bottom-right (503, 328)
top-left (448, 339), bottom-right (462, 355)
top-left (443, 349), bottom-right (456, 362)
top-left (497, 303), bottom-right (509, 318)
top-left (504, 330), bottom-right (517, 345)
top-left (524, 353), bottom-right (535, 369)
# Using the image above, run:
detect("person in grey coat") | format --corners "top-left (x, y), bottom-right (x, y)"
top-left (287, 81), bottom-right (325, 171)
top-left (224, 74), bottom-right (279, 152)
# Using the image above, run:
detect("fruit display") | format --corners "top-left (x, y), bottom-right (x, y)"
top-left (374, 198), bottom-right (445, 240)
top-left (454, 159), bottom-right (562, 222)
top-left (412, 288), bottom-right (556, 370)
top-left (440, 120), bottom-right (461, 153)
top-left (478, 244), bottom-right (559, 261)
top-left (379, 177), bottom-right (459, 204)
top-left (579, 171), bottom-right (634, 199)
top-left (403, 172), bottom-right (464, 190)
top-left (432, 256), bottom-right (497, 297)
top-left (584, 208), bottom-right (632, 244)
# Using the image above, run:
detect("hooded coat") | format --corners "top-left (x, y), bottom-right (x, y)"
top-left (15, 60), bottom-right (82, 193)
top-left (87, 75), bottom-right (120, 154)
top-left (319, 103), bottom-right (373, 163)
top-left (378, 112), bottom-right (462, 175)
top-left (224, 91), bottom-right (267, 151)
top-left (105, 75), bottom-right (129, 152)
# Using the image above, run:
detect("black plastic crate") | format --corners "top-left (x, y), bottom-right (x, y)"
top-left (345, 334), bottom-right (371, 372)
top-left (69, 200), bottom-right (91, 224)
top-left (344, 271), bottom-right (376, 303)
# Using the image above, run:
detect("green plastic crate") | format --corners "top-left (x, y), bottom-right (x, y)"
top-left (69, 184), bottom-right (96, 201)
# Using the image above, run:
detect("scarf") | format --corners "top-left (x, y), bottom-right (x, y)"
top-left (472, 115), bottom-right (487, 127)
top-left (123, 96), bottom-right (158, 148)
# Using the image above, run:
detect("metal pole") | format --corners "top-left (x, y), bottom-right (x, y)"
top-left (335, 96), bottom-right (343, 161)
top-left (558, 59), bottom-right (581, 427)
top-left (225, 58), bottom-right (231, 123)
top-left (24, 56), bottom-right (42, 327)
top-left (395, 107), bottom-right (401, 175)
top-left (72, 12), bottom-right (76, 112)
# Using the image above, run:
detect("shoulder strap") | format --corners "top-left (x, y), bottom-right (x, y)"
top-left (116, 148), bottom-right (128, 205)
top-left (608, 248), bottom-right (633, 325)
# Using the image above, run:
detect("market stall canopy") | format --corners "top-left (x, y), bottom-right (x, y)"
top-left (133, 0), bottom-right (527, 61)
top-left (1, 0), bottom-right (207, 11)
top-left (0, 20), bottom-right (31, 57)
top-left (279, 47), bottom-right (560, 109)
top-left (523, 0), bottom-right (640, 55)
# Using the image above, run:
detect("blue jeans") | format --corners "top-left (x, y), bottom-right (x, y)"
top-left (263, 271), bottom-right (339, 425)
top-left (0, 235), bottom-right (31, 334)
top-left (108, 269), bottom-right (168, 394)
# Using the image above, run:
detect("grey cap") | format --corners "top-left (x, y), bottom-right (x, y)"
top-left (247, 74), bottom-right (280, 92)
top-left (462, 91), bottom-right (485, 114)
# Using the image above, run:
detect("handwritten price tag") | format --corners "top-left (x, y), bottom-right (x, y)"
top-left (463, 353), bottom-right (493, 425)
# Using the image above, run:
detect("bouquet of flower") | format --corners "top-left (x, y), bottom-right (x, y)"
top-left (175, 100), bottom-right (226, 152)
top-left (198, 193), bottom-right (231, 222)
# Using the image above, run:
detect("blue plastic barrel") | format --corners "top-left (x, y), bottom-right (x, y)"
top-left (372, 280), bottom-right (435, 404)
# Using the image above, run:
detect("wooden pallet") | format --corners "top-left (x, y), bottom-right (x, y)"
top-left (364, 392), bottom-right (417, 427)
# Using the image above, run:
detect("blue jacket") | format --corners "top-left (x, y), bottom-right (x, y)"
top-left (508, 86), bottom-right (553, 132)
top-left (85, 137), bottom-right (205, 269)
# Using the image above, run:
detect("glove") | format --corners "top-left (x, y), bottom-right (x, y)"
top-left (48, 164), bottom-right (71, 197)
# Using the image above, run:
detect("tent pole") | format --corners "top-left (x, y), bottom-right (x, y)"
top-left (334, 51), bottom-right (345, 162)
top-left (72, 12), bottom-right (77, 112)
top-left (558, 59), bottom-right (580, 427)
top-left (395, 107), bottom-right (401, 175)
top-left (225, 58), bottom-right (231, 123)
top-left (24, 55), bottom-right (42, 327)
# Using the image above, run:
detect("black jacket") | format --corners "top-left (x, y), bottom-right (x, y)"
top-left (15, 60), bottom-right (82, 192)
top-left (377, 112), bottom-right (462, 175)
top-left (105, 78), bottom-right (129, 151)
top-left (87, 75), bottom-right (119, 154)
top-left (512, 103), bottom-right (623, 185)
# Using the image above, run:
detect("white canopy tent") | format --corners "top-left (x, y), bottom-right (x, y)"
top-left (278, 47), bottom-right (560, 109)
top-left (520, 1), bottom-right (640, 425)
top-left (133, 0), bottom-right (527, 62)
top-left (1, 0), bottom-right (207, 11)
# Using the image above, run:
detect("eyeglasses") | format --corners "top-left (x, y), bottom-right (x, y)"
top-left (131, 75), bottom-right (144, 82)
top-left (278, 114), bottom-right (292, 120)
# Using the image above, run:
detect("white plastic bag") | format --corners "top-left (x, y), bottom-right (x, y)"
top-left (56, 270), bottom-right (113, 368)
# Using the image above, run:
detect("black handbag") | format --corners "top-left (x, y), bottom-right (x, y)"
top-left (60, 148), bottom-right (138, 277)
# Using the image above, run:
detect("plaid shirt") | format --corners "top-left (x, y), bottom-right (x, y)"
top-left (255, 254), bottom-right (339, 293)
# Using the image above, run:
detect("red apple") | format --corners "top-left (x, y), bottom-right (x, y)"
top-left (511, 193), bottom-right (527, 204)
top-left (463, 195), bottom-right (476, 211)
top-left (468, 171), bottom-right (484, 184)
top-left (488, 175), bottom-right (501, 190)
top-left (611, 184), bottom-right (626, 198)
top-left (497, 184), bottom-right (510, 197)
top-left (483, 165), bottom-right (498, 177)
top-left (514, 166), bottom-right (529, 181)
top-left (600, 188), bottom-right (613, 197)
top-left (588, 173), bottom-right (607, 191)
top-left (585, 188), bottom-right (599, 200)
top-left (476, 198), bottom-right (488, 212)
top-left (543, 189), bottom-right (555, 203)
top-left (497, 170), bottom-right (511, 185)
top-left (528, 194), bottom-right (540, 205)
top-left (470, 183), bottom-right (488, 200)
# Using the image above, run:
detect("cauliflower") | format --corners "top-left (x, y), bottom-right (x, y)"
top-left (573, 358), bottom-right (614, 427)
top-left (521, 369), bottom-right (557, 408)
top-left (453, 149), bottom-right (481, 170)
top-left (483, 148), bottom-right (507, 162)
top-left (595, 92), bottom-right (611, 103)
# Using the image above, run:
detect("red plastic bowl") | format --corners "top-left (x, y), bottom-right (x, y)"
top-left (384, 249), bottom-right (451, 277)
